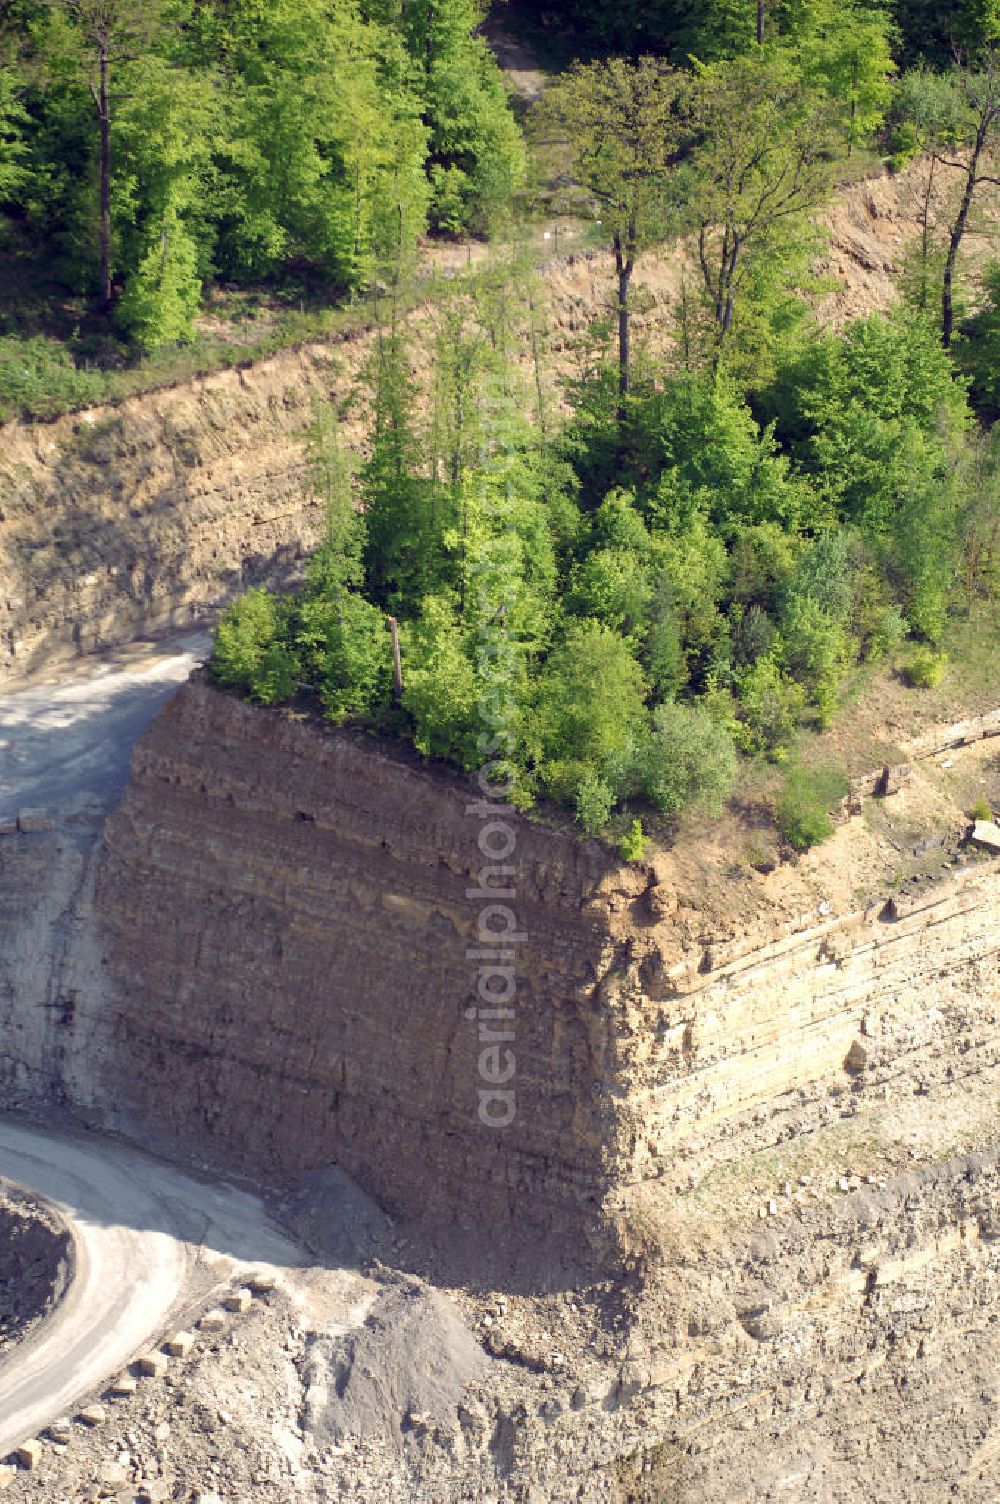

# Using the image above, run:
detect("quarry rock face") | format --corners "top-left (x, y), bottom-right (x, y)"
top-left (91, 681), bottom-right (632, 1250)
top-left (0, 353), bottom-right (332, 681)
top-left (59, 681), bottom-right (996, 1259)
top-left (1, 680), bottom-right (1000, 1499)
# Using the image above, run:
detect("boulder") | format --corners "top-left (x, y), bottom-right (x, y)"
top-left (14, 1439), bottom-right (42, 1470)
top-left (845, 1038), bottom-right (871, 1073)
top-left (970, 819), bottom-right (1000, 853)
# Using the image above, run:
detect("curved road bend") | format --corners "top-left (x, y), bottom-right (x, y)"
top-left (0, 633), bottom-right (301, 1451)
top-left (0, 1120), bottom-right (301, 1455)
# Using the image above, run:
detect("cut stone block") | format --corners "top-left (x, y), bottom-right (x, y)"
top-left (197, 1308), bottom-right (226, 1332)
top-left (222, 1287), bottom-right (252, 1313)
top-left (248, 1270), bottom-right (278, 1293)
top-left (77, 1403), bottom-right (106, 1426)
top-left (0, 1464), bottom-right (15, 1490)
top-left (163, 1330), bottom-right (195, 1357)
top-left (137, 1351), bottom-right (169, 1378)
top-left (15, 1438), bottom-right (42, 1470)
top-left (48, 1418), bottom-right (73, 1445)
top-left (971, 819), bottom-right (1000, 852)
top-left (108, 1374), bottom-right (138, 1397)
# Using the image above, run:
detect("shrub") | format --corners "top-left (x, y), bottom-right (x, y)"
top-left (576, 773), bottom-right (615, 837)
top-left (531, 621), bottom-right (648, 804)
top-left (778, 594), bottom-right (852, 726)
top-left (619, 817), bottom-right (649, 862)
top-left (776, 760), bottom-right (848, 851)
top-left (735, 655), bottom-right (807, 758)
top-left (211, 588), bottom-right (299, 704)
top-left (866, 603), bottom-right (907, 661)
top-left (0, 335), bottom-right (103, 422)
top-left (567, 547), bottom-right (653, 639)
top-left (903, 647), bottom-right (948, 688)
top-left (295, 592), bottom-right (393, 721)
top-left (640, 701), bottom-right (737, 817)
top-left (401, 598), bottom-right (480, 767)
top-left (971, 797), bottom-right (993, 823)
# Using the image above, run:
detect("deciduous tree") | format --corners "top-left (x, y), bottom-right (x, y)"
top-left (689, 51), bottom-right (837, 362)
top-left (534, 57), bottom-right (685, 410)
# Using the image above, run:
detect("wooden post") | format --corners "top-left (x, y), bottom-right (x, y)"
top-left (387, 615), bottom-right (403, 699)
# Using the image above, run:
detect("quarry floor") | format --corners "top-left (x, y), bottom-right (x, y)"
top-left (0, 632), bottom-right (211, 821)
top-left (0, 1121), bottom-right (300, 1460)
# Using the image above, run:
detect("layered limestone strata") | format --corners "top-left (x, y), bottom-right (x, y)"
top-left (618, 866), bottom-right (1000, 1180)
top-left (0, 354), bottom-right (332, 679)
top-left (75, 682), bottom-right (1000, 1251)
top-left (91, 680), bottom-right (634, 1245)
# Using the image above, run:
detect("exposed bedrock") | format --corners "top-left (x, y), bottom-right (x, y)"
top-left (39, 680), bottom-right (992, 1259)
top-left (0, 353), bottom-right (332, 681)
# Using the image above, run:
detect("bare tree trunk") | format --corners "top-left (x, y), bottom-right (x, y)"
top-left (387, 616), bottom-right (403, 700)
top-left (527, 284), bottom-right (547, 435)
top-left (757, 0), bottom-right (765, 46)
top-left (97, 43), bottom-right (112, 310)
top-left (614, 225), bottom-right (635, 420)
top-left (942, 132), bottom-right (985, 348)
top-left (918, 154), bottom-right (937, 311)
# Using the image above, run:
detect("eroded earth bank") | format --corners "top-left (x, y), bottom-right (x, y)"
top-left (0, 1188), bottom-right (71, 1357)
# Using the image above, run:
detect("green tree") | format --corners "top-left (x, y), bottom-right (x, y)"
top-left (640, 700), bottom-right (737, 816)
top-left (212, 587), bottom-right (299, 704)
top-left (363, 319), bottom-right (455, 611)
top-left (689, 51), bottom-right (837, 362)
top-left (45, 0), bottom-right (168, 308)
top-left (401, 594), bottom-right (480, 765)
top-left (399, 0), bottom-right (524, 234)
top-left (0, 61), bottom-right (28, 201)
top-left (113, 55), bottom-right (216, 347)
top-left (957, 261), bottom-right (1000, 415)
top-left (778, 592), bottom-right (853, 724)
top-left (534, 57), bottom-right (685, 407)
top-left (529, 620), bottom-right (648, 806)
top-left (296, 590), bottom-right (392, 720)
top-left (200, 0), bottom-right (429, 288)
top-left (784, 1), bottom-right (896, 150)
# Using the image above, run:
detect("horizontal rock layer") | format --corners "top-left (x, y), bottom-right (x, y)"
top-left (91, 681), bottom-right (633, 1246)
top-left (80, 683), bottom-right (1000, 1251)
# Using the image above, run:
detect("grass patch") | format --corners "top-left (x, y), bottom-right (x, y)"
top-left (776, 757), bottom-right (848, 851)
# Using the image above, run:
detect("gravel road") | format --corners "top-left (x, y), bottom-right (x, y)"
top-left (0, 632), bottom-right (210, 819)
top-left (0, 1120), bottom-right (300, 1455)
top-left (0, 632), bottom-right (306, 1453)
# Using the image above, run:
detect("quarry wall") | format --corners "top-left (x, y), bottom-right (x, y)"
top-left (1, 162), bottom-right (974, 687)
top-left (3, 679), bottom-right (996, 1258)
top-left (0, 352), bottom-right (332, 680)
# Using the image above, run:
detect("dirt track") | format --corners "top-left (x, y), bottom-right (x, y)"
top-left (0, 1119), bottom-right (301, 1456)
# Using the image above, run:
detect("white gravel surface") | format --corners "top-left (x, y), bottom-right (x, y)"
top-left (0, 632), bottom-right (210, 818)
top-left (0, 1119), bottom-right (301, 1454)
